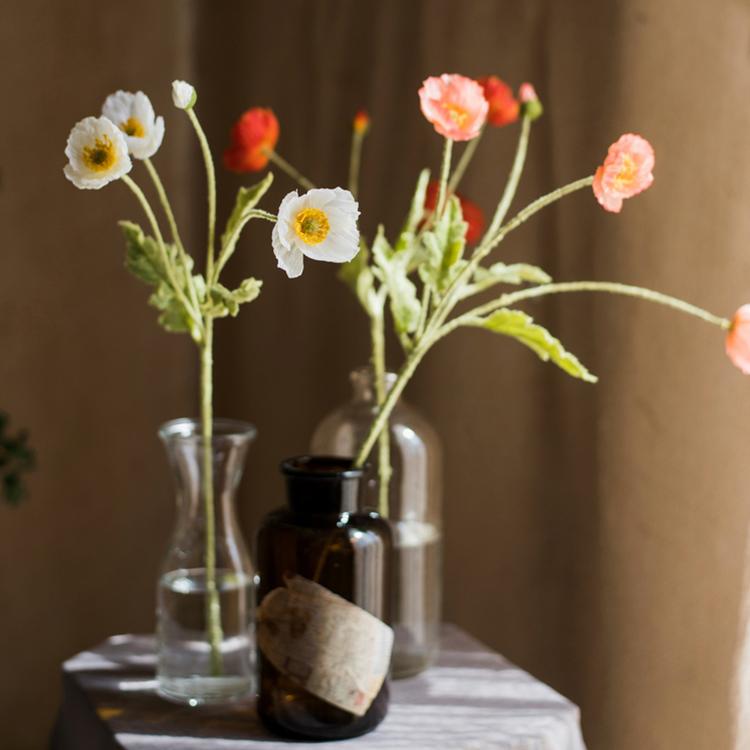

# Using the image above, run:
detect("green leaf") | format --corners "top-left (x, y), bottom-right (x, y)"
top-left (459, 262), bottom-right (552, 300)
top-left (219, 173), bottom-right (275, 268)
top-left (339, 239), bottom-right (383, 318)
top-left (120, 221), bottom-right (180, 287)
top-left (372, 226), bottom-right (421, 334)
top-left (465, 308), bottom-right (597, 382)
top-left (418, 196), bottom-right (467, 295)
top-left (203, 278), bottom-right (263, 319)
top-left (149, 283), bottom-right (191, 334)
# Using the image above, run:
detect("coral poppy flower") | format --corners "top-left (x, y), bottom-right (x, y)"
top-left (726, 305), bottom-right (750, 374)
top-left (424, 181), bottom-right (485, 244)
top-left (223, 108), bottom-right (279, 172)
top-left (593, 134), bottom-right (655, 213)
top-left (418, 74), bottom-right (488, 141)
top-left (477, 76), bottom-right (519, 127)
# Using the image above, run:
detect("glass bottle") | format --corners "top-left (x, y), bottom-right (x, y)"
top-left (156, 418), bottom-right (257, 705)
top-left (311, 366), bottom-right (442, 678)
top-left (256, 456), bottom-right (392, 740)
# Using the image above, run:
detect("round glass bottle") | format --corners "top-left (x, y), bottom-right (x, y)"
top-left (256, 456), bottom-right (392, 740)
top-left (311, 367), bottom-right (442, 678)
top-left (156, 418), bottom-right (257, 705)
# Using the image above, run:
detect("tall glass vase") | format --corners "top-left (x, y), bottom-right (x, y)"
top-left (156, 418), bottom-right (257, 705)
top-left (311, 367), bottom-right (442, 678)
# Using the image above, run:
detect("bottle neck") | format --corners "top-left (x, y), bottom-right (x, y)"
top-left (282, 456), bottom-right (363, 516)
top-left (160, 418), bottom-right (255, 534)
top-left (350, 365), bottom-right (399, 404)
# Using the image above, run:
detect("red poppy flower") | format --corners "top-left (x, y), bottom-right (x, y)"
top-left (424, 181), bottom-right (485, 245)
top-left (477, 76), bottom-right (519, 128)
top-left (223, 107), bottom-right (279, 173)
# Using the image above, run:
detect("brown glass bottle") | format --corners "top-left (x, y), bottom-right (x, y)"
top-left (256, 456), bottom-right (392, 741)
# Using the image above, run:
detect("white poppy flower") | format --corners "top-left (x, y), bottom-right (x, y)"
top-left (63, 116), bottom-right (132, 190)
top-left (172, 80), bottom-right (196, 110)
top-left (272, 188), bottom-right (360, 278)
top-left (102, 90), bottom-right (165, 159)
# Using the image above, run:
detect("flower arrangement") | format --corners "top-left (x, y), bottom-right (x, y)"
top-left (63, 80), bottom-right (359, 675)
top-left (226, 72), bottom-right (746, 516)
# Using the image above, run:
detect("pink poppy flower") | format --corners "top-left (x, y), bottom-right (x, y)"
top-left (418, 74), bottom-right (488, 141)
top-left (593, 133), bottom-right (655, 213)
top-left (726, 305), bottom-right (750, 374)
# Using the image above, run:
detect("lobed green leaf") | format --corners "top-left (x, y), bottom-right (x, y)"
top-left (464, 308), bottom-right (597, 382)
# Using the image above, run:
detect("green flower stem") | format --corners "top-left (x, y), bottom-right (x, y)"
top-left (446, 281), bottom-right (731, 334)
top-left (423, 117), bottom-right (534, 339)
top-left (370, 311), bottom-right (392, 517)
top-left (447, 128), bottom-right (484, 196)
top-left (348, 131), bottom-right (365, 199)
top-left (200, 320), bottom-right (223, 676)
top-left (482, 114), bottom-right (531, 244)
top-left (121, 175), bottom-right (202, 331)
top-left (415, 284), bottom-right (431, 342)
top-left (355, 342), bottom-right (428, 468)
top-left (187, 108), bottom-right (217, 284)
top-left (481, 176), bottom-right (594, 263)
top-left (435, 138), bottom-right (454, 218)
top-left (213, 209), bottom-right (277, 281)
top-left (264, 149), bottom-right (316, 191)
top-left (143, 158), bottom-right (201, 316)
top-left (185, 106), bottom-right (222, 675)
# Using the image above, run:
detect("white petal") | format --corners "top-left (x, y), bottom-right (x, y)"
top-left (272, 222), bottom-right (304, 278)
top-left (172, 80), bottom-right (196, 110)
top-left (63, 116), bottom-right (132, 189)
top-left (102, 91), bottom-right (135, 125)
top-left (303, 231), bottom-right (359, 263)
top-left (129, 115), bottom-right (165, 159)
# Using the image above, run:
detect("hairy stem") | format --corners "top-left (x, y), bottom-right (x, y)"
top-left (435, 138), bottom-right (454, 218)
top-left (370, 312), bottom-right (392, 516)
top-left (447, 129), bottom-right (483, 195)
top-left (200, 320), bottom-right (223, 676)
top-left (143, 158), bottom-right (201, 315)
top-left (348, 131), bottom-right (365, 199)
top-left (355, 345), bottom-right (427, 468)
top-left (264, 149), bottom-right (316, 191)
top-left (451, 281), bottom-right (731, 331)
top-left (187, 108), bottom-right (217, 284)
top-left (482, 114), bottom-right (531, 243)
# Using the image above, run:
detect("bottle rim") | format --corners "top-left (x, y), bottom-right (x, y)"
top-left (280, 455), bottom-right (364, 479)
top-left (159, 417), bottom-right (257, 445)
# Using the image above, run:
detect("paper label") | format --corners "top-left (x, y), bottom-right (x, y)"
top-left (258, 575), bottom-right (393, 716)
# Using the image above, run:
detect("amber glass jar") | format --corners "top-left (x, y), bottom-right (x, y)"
top-left (256, 456), bottom-right (393, 741)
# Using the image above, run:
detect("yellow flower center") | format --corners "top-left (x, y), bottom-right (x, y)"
top-left (120, 117), bottom-right (145, 138)
top-left (614, 154), bottom-right (637, 189)
top-left (294, 208), bottom-right (330, 245)
top-left (443, 102), bottom-right (469, 127)
top-left (82, 135), bottom-right (117, 172)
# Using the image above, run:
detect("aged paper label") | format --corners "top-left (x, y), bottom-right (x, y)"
top-left (258, 575), bottom-right (393, 716)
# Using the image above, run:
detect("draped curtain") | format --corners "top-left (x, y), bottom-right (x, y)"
top-left (3, 1), bottom-right (750, 748)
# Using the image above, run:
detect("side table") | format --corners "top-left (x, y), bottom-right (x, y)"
top-left (51, 624), bottom-right (586, 749)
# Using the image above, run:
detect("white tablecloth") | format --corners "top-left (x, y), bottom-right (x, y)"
top-left (52, 624), bottom-right (587, 750)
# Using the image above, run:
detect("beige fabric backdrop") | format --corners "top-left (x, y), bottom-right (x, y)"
top-left (3, 1), bottom-right (750, 748)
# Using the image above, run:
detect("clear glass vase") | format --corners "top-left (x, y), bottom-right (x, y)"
top-left (311, 367), bottom-right (442, 678)
top-left (156, 418), bottom-right (257, 705)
